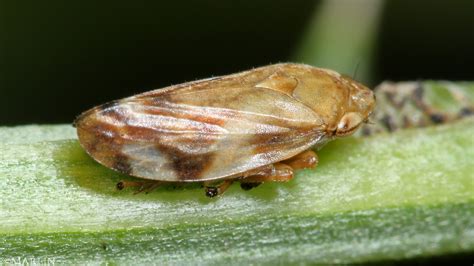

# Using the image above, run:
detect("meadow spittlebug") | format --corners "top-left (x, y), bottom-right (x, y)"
top-left (75, 63), bottom-right (375, 197)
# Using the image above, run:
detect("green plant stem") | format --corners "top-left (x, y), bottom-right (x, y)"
top-left (0, 115), bottom-right (473, 264)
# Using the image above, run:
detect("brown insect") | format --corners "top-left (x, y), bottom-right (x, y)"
top-left (75, 63), bottom-right (375, 197)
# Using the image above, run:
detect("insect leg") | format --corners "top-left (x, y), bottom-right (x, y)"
top-left (281, 150), bottom-right (318, 170)
top-left (135, 182), bottom-right (163, 194)
top-left (240, 182), bottom-right (261, 191)
top-left (116, 180), bottom-right (163, 194)
top-left (239, 163), bottom-right (294, 190)
top-left (116, 180), bottom-right (143, 190)
top-left (204, 180), bottom-right (234, 198)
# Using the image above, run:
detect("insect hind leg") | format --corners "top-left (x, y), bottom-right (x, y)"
top-left (238, 150), bottom-right (318, 191)
top-left (116, 180), bottom-right (163, 194)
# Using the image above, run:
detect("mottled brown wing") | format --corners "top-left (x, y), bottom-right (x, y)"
top-left (76, 64), bottom-right (326, 181)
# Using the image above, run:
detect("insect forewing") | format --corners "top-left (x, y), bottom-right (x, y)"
top-left (76, 65), bottom-right (326, 181)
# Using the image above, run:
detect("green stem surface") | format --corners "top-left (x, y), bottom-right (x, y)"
top-left (0, 116), bottom-right (473, 264)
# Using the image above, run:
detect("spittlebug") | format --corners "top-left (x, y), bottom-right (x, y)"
top-left (74, 63), bottom-right (375, 197)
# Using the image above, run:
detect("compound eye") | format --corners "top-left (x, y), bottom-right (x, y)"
top-left (336, 112), bottom-right (363, 137)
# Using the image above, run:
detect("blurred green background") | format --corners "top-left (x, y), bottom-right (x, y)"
top-left (0, 0), bottom-right (473, 125)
